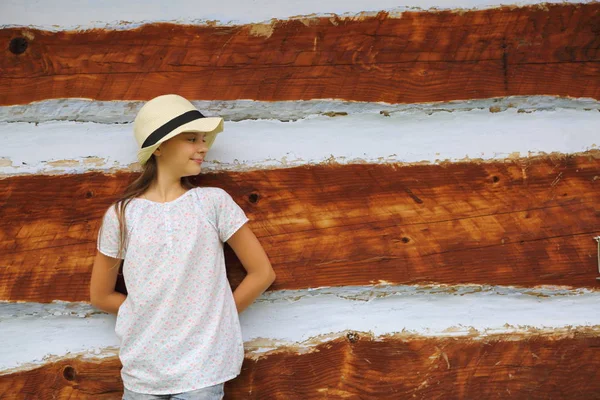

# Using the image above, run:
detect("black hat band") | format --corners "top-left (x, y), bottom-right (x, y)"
top-left (141, 110), bottom-right (206, 148)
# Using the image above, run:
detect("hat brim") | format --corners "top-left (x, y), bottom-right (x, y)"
top-left (137, 117), bottom-right (224, 165)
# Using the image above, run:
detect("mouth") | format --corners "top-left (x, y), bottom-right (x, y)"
top-left (192, 159), bottom-right (203, 165)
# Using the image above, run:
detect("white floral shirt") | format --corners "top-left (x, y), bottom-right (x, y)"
top-left (97, 187), bottom-right (249, 394)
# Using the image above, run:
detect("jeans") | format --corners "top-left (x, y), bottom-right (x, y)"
top-left (122, 382), bottom-right (225, 400)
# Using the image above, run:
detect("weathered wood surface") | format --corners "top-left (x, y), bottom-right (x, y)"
top-left (1, 332), bottom-right (599, 399)
top-left (3, 108), bottom-right (599, 177)
top-left (1, 3), bottom-right (599, 106)
top-left (1, 151), bottom-right (599, 302)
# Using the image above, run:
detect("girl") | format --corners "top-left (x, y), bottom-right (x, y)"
top-left (90, 94), bottom-right (276, 400)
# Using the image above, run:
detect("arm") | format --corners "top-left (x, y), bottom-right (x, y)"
top-left (226, 223), bottom-right (276, 314)
top-left (89, 251), bottom-right (127, 314)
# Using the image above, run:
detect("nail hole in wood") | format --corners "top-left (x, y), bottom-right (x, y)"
top-left (63, 366), bottom-right (76, 381)
top-left (401, 237), bottom-right (410, 243)
top-left (248, 193), bottom-right (259, 204)
top-left (85, 191), bottom-right (94, 199)
top-left (346, 332), bottom-right (359, 343)
top-left (492, 176), bottom-right (500, 183)
top-left (9, 37), bottom-right (28, 55)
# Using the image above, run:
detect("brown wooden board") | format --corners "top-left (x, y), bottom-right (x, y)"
top-left (1, 3), bottom-right (599, 106)
top-left (1, 151), bottom-right (599, 302)
top-left (1, 331), bottom-right (599, 399)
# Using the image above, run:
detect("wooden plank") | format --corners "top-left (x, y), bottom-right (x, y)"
top-left (1, 3), bottom-right (599, 106)
top-left (2, 286), bottom-right (599, 374)
top-left (2, 96), bottom-right (598, 124)
top-left (1, 151), bottom-right (599, 302)
top-left (1, 0), bottom-right (593, 31)
top-left (3, 108), bottom-right (600, 176)
top-left (1, 331), bottom-right (599, 399)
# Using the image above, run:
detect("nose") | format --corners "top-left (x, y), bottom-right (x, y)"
top-left (196, 138), bottom-right (209, 152)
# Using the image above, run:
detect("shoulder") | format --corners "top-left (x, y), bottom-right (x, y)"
top-left (193, 186), bottom-right (228, 195)
top-left (192, 186), bottom-right (231, 203)
top-left (102, 202), bottom-right (118, 218)
top-left (98, 202), bottom-right (120, 233)
top-left (101, 198), bottom-right (139, 223)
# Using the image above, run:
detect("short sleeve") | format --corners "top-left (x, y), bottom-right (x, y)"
top-left (97, 204), bottom-right (125, 259)
top-left (214, 188), bottom-right (249, 242)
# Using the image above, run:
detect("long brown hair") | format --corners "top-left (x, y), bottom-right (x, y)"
top-left (102, 154), bottom-right (196, 270)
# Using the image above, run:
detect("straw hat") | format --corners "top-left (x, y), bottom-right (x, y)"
top-left (134, 94), bottom-right (224, 165)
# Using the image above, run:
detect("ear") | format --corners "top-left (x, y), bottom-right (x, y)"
top-left (153, 146), bottom-right (161, 156)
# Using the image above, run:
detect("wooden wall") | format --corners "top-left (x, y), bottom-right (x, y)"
top-left (1, 0), bottom-right (599, 398)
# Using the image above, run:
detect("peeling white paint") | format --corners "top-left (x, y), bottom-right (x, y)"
top-left (2, 96), bottom-right (598, 124)
top-left (1, 284), bottom-right (599, 373)
top-left (1, 0), bottom-right (595, 30)
top-left (0, 106), bottom-right (598, 176)
top-left (0, 301), bottom-right (120, 374)
top-left (242, 284), bottom-right (600, 345)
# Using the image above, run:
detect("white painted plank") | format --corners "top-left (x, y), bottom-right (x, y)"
top-left (1, 0), bottom-right (595, 30)
top-left (0, 106), bottom-right (598, 176)
top-left (1, 96), bottom-right (597, 124)
top-left (0, 301), bottom-right (120, 374)
top-left (1, 284), bottom-right (599, 373)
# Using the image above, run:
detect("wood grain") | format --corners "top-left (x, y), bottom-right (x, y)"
top-left (1, 152), bottom-right (599, 302)
top-left (1, 332), bottom-right (599, 399)
top-left (1, 3), bottom-right (599, 106)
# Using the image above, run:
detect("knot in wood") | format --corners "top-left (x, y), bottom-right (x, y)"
top-left (248, 193), bottom-right (259, 203)
top-left (63, 366), bottom-right (76, 381)
top-left (9, 37), bottom-right (28, 55)
top-left (346, 332), bottom-right (360, 343)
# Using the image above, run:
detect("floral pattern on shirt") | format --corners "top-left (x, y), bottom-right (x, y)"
top-left (97, 187), bottom-right (249, 394)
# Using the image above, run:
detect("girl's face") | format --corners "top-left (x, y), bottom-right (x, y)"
top-left (153, 131), bottom-right (209, 177)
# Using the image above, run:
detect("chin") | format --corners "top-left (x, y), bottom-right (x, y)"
top-left (183, 169), bottom-right (200, 177)
top-left (184, 165), bottom-right (202, 176)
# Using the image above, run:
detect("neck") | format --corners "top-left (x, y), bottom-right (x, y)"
top-left (145, 166), bottom-right (187, 202)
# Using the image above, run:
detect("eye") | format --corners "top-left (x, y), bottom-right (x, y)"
top-left (187, 137), bottom-right (196, 142)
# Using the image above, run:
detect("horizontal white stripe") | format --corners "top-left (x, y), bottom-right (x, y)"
top-left (1, 284), bottom-right (599, 373)
top-left (1, 0), bottom-right (594, 30)
top-left (2, 96), bottom-right (598, 124)
top-left (0, 301), bottom-right (120, 374)
top-left (0, 105), bottom-right (598, 175)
